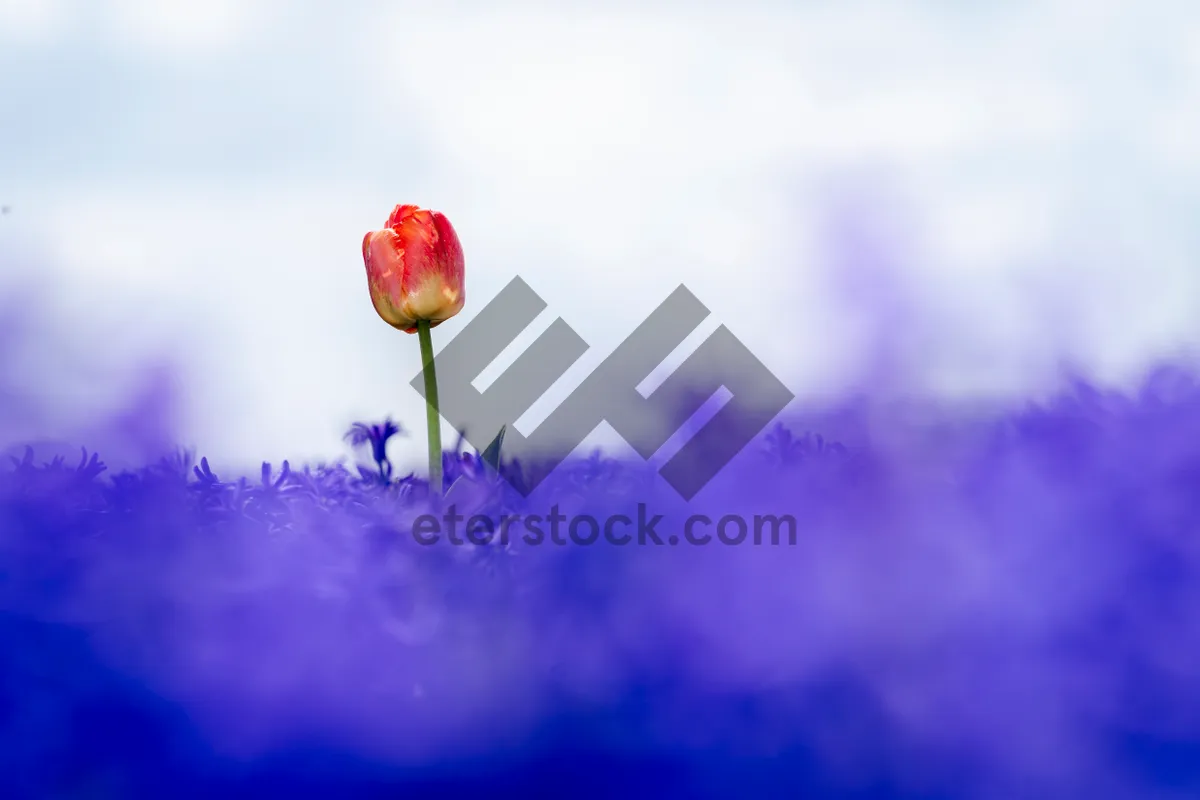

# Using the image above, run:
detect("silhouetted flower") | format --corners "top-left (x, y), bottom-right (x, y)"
top-left (345, 418), bottom-right (405, 481)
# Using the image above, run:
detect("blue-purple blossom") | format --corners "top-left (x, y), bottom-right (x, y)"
top-left (3, 323), bottom-right (1200, 798)
top-left (344, 418), bottom-right (405, 481)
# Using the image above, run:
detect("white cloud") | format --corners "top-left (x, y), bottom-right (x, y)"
top-left (99, 0), bottom-right (278, 55)
top-left (0, 0), bottom-right (65, 42)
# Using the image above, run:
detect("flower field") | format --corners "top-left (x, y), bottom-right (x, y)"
top-left (4, 342), bottom-right (1200, 797)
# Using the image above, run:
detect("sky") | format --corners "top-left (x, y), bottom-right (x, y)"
top-left (2, 0), bottom-right (1200, 473)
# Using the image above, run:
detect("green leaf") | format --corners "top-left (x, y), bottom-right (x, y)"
top-left (481, 425), bottom-right (506, 472)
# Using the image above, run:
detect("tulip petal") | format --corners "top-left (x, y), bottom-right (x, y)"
top-left (386, 203), bottom-right (420, 230)
top-left (363, 229), bottom-right (416, 331)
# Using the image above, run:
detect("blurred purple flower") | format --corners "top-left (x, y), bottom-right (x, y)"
top-left (344, 418), bottom-right (406, 482)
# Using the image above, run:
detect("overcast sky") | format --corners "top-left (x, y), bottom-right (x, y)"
top-left (2, 0), bottom-right (1199, 471)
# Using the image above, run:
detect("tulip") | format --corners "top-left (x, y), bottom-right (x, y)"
top-left (362, 204), bottom-right (466, 494)
top-left (362, 204), bottom-right (465, 333)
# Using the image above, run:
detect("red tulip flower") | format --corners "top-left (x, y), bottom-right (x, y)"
top-left (362, 203), bottom-right (466, 494)
top-left (362, 204), bottom-right (465, 333)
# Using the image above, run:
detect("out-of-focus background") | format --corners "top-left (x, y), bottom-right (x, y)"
top-left (2, 0), bottom-right (1199, 473)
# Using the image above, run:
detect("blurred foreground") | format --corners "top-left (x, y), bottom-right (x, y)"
top-left (4, 335), bottom-right (1200, 798)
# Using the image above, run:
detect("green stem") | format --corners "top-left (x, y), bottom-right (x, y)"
top-left (416, 319), bottom-right (442, 495)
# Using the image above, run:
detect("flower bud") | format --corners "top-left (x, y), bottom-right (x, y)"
top-left (362, 204), bottom-right (465, 333)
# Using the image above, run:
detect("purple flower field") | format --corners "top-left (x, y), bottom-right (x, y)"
top-left (4, 316), bottom-right (1200, 798)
